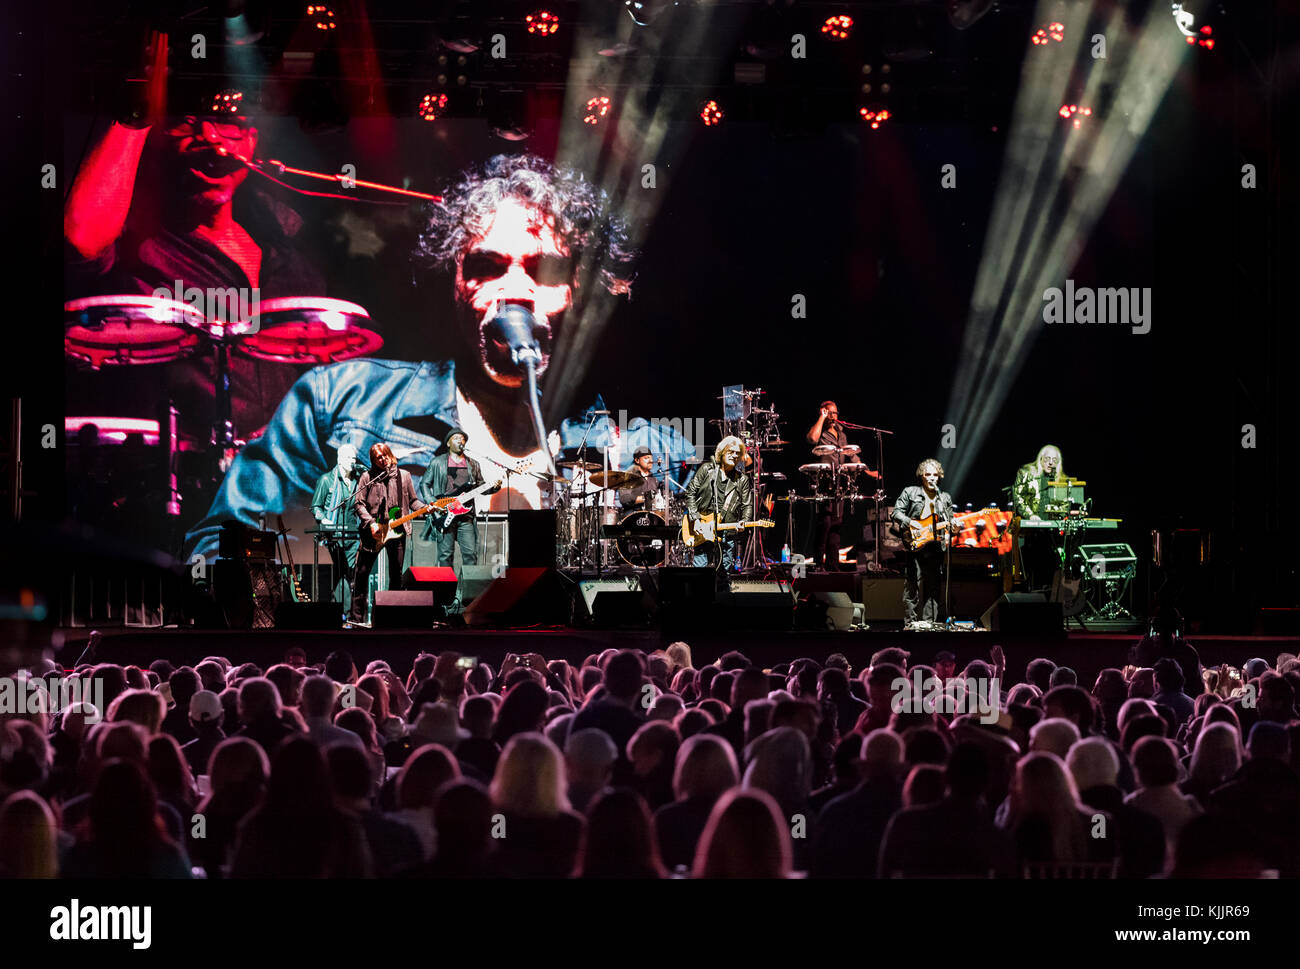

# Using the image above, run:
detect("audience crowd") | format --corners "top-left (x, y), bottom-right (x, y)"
top-left (1, 634), bottom-right (1297, 878)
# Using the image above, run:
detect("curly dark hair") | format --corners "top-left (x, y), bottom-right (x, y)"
top-left (413, 154), bottom-right (636, 296)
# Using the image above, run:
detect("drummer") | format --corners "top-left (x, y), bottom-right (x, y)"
top-left (617, 446), bottom-right (662, 511)
top-left (805, 401), bottom-right (863, 572)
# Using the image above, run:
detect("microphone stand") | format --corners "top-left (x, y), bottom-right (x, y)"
top-left (573, 412), bottom-right (601, 573)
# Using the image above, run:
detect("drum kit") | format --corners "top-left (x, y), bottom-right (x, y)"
top-left (65, 292), bottom-right (385, 504)
top-left (797, 444), bottom-right (877, 501)
top-left (553, 460), bottom-right (691, 570)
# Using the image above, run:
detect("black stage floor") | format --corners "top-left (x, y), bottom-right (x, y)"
top-left (54, 626), bottom-right (1300, 692)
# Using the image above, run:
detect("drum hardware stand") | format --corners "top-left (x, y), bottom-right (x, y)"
top-left (837, 421), bottom-right (891, 573)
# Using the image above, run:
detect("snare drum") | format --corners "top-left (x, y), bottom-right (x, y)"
top-left (231, 297), bottom-right (383, 364)
top-left (616, 511), bottom-right (669, 568)
top-left (65, 295), bottom-right (210, 368)
top-left (798, 462), bottom-right (835, 498)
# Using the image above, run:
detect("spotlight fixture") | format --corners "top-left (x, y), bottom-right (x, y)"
top-left (419, 93), bottom-right (449, 122)
top-left (1031, 22), bottom-right (1065, 45)
top-left (947, 0), bottom-right (995, 30)
top-left (526, 10), bottom-right (560, 36)
top-left (699, 99), bottom-right (723, 127)
top-left (306, 4), bottom-right (336, 30)
top-left (583, 95), bottom-right (612, 126)
top-left (859, 106), bottom-right (892, 130)
top-left (821, 15), bottom-right (853, 41)
top-left (624, 0), bottom-right (678, 28)
top-left (1058, 103), bottom-right (1093, 129)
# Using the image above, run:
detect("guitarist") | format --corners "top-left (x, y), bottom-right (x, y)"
top-left (418, 428), bottom-right (501, 570)
top-left (891, 458), bottom-right (955, 628)
top-left (684, 436), bottom-right (754, 570)
top-left (348, 443), bottom-right (427, 626)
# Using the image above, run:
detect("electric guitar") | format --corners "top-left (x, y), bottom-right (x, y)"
top-left (275, 514), bottom-right (310, 602)
top-left (428, 458), bottom-right (532, 529)
top-left (680, 513), bottom-right (775, 548)
top-left (902, 506), bottom-right (1002, 551)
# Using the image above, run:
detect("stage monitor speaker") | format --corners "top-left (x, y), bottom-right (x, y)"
top-left (981, 592), bottom-right (1064, 637)
top-left (463, 567), bottom-right (570, 627)
top-left (274, 601), bottom-right (343, 630)
top-left (725, 578), bottom-right (796, 629)
top-left (860, 575), bottom-right (905, 622)
top-left (373, 590), bottom-right (438, 628)
top-left (578, 575), bottom-right (652, 627)
top-left (455, 565), bottom-right (497, 605)
top-left (948, 577), bottom-right (1002, 622)
top-left (793, 572), bottom-right (858, 597)
top-left (404, 566), bottom-right (460, 612)
top-left (657, 568), bottom-right (717, 607)
top-left (508, 510), bottom-right (557, 568)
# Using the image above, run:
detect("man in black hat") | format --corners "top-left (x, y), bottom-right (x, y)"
top-left (617, 447), bottom-right (661, 510)
top-left (418, 428), bottom-right (501, 571)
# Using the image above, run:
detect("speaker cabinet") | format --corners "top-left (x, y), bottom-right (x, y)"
top-left (274, 601), bottom-right (344, 629)
top-left (577, 575), bottom-right (652, 627)
top-left (463, 568), bottom-right (570, 627)
top-left (981, 592), bottom-right (1064, 637)
top-left (373, 590), bottom-right (439, 628)
top-left (508, 510), bottom-right (557, 568)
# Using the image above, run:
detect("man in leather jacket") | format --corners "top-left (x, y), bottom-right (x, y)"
top-left (350, 443), bottom-right (426, 625)
top-left (418, 428), bottom-right (500, 570)
top-left (891, 458), bottom-right (956, 627)
top-left (685, 436), bottom-right (753, 570)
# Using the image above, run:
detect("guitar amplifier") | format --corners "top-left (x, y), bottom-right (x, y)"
top-left (219, 520), bottom-right (279, 560)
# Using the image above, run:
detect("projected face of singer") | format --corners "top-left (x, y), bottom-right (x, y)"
top-left (454, 198), bottom-right (574, 387)
top-left (160, 115), bottom-right (258, 208)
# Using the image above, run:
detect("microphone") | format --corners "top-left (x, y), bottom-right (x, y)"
top-left (486, 302), bottom-right (543, 372)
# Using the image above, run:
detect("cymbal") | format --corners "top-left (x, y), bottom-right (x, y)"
top-left (590, 470), bottom-right (640, 489)
top-left (558, 460), bottom-right (600, 471)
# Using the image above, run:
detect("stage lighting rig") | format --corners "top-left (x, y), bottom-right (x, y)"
top-left (623, 1), bottom-right (680, 28)
top-left (419, 93), bottom-right (449, 122)
top-left (1058, 103), bottom-right (1093, 129)
top-left (583, 95), bottom-right (612, 126)
top-left (1031, 22), bottom-right (1065, 46)
top-left (306, 4), bottom-right (337, 31)
top-left (859, 107), bottom-right (892, 130)
top-left (526, 10), bottom-right (560, 36)
top-left (821, 15), bottom-right (853, 41)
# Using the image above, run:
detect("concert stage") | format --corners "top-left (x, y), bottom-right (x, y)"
top-left (56, 625), bottom-right (1300, 694)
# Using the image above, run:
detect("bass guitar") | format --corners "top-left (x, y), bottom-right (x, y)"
top-left (902, 506), bottom-right (1002, 551)
top-left (680, 513), bottom-right (775, 548)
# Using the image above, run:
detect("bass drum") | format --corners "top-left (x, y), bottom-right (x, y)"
top-left (616, 511), bottom-right (669, 569)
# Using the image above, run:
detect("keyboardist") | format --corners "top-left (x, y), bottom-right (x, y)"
top-left (1011, 444), bottom-right (1065, 591)
top-left (311, 443), bottom-right (363, 605)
